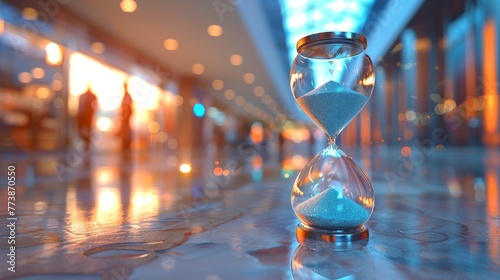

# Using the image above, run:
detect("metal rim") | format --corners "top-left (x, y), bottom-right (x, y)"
top-left (296, 31), bottom-right (367, 53)
top-left (296, 223), bottom-right (369, 244)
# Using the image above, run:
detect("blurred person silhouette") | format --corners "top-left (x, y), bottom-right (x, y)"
top-left (119, 82), bottom-right (133, 152)
top-left (77, 82), bottom-right (98, 152)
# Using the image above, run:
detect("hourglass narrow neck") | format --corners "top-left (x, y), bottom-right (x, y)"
top-left (327, 135), bottom-right (339, 149)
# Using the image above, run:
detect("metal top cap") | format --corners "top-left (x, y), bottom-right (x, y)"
top-left (296, 31), bottom-right (367, 53)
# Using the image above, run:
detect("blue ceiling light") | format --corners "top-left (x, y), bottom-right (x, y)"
top-left (193, 103), bottom-right (205, 118)
top-left (280, 0), bottom-right (375, 64)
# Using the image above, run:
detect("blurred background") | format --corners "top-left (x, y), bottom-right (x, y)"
top-left (0, 1), bottom-right (499, 278)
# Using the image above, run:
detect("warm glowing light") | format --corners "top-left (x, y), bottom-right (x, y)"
top-left (483, 20), bottom-right (499, 144)
top-left (148, 121), bottom-right (160, 133)
top-left (359, 197), bottom-right (374, 208)
top-left (229, 54), bottom-right (243, 66)
top-left (45, 43), bottom-right (63, 66)
top-left (0, 19), bottom-right (4, 34)
top-left (292, 184), bottom-right (304, 196)
top-left (253, 86), bottom-right (265, 97)
top-left (224, 89), bottom-right (235, 100)
top-left (179, 163), bottom-right (192, 174)
top-left (22, 8), bottom-right (38, 20)
top-left (35, 87), bottom-right (51, 99)
top-left (415, 38), bottom-right (431, 52)
top-left (244, 73), bottom-right (255, 84)
top-left (473, 99), bottom-right (485, 111)
top-left (95, 167), bottom-right (118, 186)
top-left (69, 53), bottom-right (128, 112)
top-left (397, 113), bottom-right (405, 121)
top-left (292, 155), bottom-right (306, 168)
top-left (31, 67), bottom-right (45, 79)
top-left (96, 117), bottom-right (114, 132)
top-left (361, 74), bottom-right (375, 86)
top-left (91, 42), bottom-right (105, 54)
top-left (401, 146), bottom-right (412, 157)
top-left (127, 75), bottom-right (160, 110)
top-left (436, 144), bottom-right (445, 151)
top-left (192, 63), bottom-right (204, 75)
top-left (18, 72), bottom-right (32, 84)
top-left (172, 95), bottom-right (183, 106)
top-left (213, 167), bottom-right (223, 176)
top-left (163, 39), bottom-right (178, 50)
top-left (249, 122), bottom-right (264, 145)
top-left (120, 0), bottom-right (137, 12)
top-left (444, 99), bottom-right (456, 111)
top-left (282, 128), bottom-right (311, 143)
top-left (212, 79), bottom-right (224, 90)
top-left (222, 170), bottom-right (229, 176)
top-left (207, 25), bottom-right (223, 37)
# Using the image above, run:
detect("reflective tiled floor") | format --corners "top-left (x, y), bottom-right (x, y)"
top-left (0, 144), bottom-right (499, 279)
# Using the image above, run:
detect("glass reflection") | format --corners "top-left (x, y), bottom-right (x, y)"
top-left (292, 245), bottom-right (374, 280)
top-left (94, 186), bottom-right (122, 225)
top-left (92, 166), bottom-right (123, 226)
top-left (129, 170), bottom-right (159, 219)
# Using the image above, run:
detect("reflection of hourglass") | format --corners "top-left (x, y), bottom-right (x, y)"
top-left (290, 32), bottom-right (375, 243)
top-left (292, 245), bottom-right (374, 280)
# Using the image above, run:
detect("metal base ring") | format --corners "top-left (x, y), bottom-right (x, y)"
top-left (296, 224), bottom-right (369, 250)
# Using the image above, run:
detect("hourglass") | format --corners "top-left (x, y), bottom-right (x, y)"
top-left (290, 32), bottom-right (375, 244)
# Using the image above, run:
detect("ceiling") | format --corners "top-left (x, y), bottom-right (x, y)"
top-left (63, 0), bottom-right (424, 124)
top-left (64, 0), bottom-right (299, 122)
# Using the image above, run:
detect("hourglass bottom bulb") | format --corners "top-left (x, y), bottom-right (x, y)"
top-left (295, 188), bottom-right (369, 230)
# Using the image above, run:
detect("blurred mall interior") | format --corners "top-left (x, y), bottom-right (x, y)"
top-left (0, 0), bottom-right (499, 279)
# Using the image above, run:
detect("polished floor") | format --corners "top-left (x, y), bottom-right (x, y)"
top-left (0, 143), bottom-right (499, 280)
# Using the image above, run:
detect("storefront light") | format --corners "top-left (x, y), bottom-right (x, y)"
top-left (0, 19), bottom-right (4, 35)
top-left (207, 25), bottom-right (223, 37)
top-left (120, 0), bottom-right (137, 13)
top-left (96, 117), bottom-right (115, 132)
top-left (22, 8), bottom-right (38, 21)
top-left (45, 42), bottom-right (62, 66)
top-left (179, 164), bottom-right (192, 174)
top-left (163, 39), bottom-right (178, 51)
top-left (35, 87), bottom-right (51, 99)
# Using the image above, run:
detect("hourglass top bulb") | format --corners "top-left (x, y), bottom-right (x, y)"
top-left (296, 80), bottom-right (369, 139)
